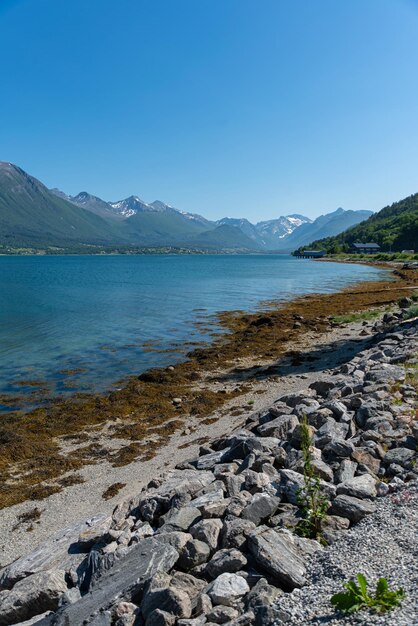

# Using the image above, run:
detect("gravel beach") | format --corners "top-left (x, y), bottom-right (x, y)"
top-left (273, 483), bottom-right (418, 626)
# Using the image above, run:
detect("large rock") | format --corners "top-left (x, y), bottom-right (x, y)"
top-left (336, 475), bottom-right (377, 499)
top-left (159, 507), bottom-right (201, 533)
top-left (278, 392), bottom-right (315, 407)
top-left (205, 549), bottom-right (247, 579)
top-left (77, 517), bottom-right (112, 550)
top-left (0, 516), bottom-right (107, 589)
top-left (383, 447), bottom-right (416, 468)
top-left (335, 459), bottom-right (357, 483)
top-left (51, 538), bottom-right (178, 625)
top-left (190, 519), bottom-right (222, 551)
top-left (240, 493), bottom-right (280, 525)
top-left (365, 364), bottom-right (405, 384)
top-left (141, 572), bottom-right (192, 620)
top-left (132, 470), bottom-right (216, 522)
top-left (196, 451), bottom-right (231, 470)
top-left (190, 490), bottom-right (225, 511)
top-left (323, 439), bottom-right (354, 458)
top-left (314, 419), bottom-right (349, 449)
top-left (309, 379), bottom-right (336, 397)
top-left (169, 572), bottom-right (206, 603)
top-left (244, 578), bottom-right (283, 626)
top-left (154, 532), bottom-right (191, 554)
top-left (351, 449), bottom-right (381, 474)
top-left (207, 573), bottom-right (250, 607)
top-left (248, 527), bottom-right (308, 589)
top-left (206, 605), bottom-right (239, 624)
top-left (279, 469), bottom-right (335, 505)
top-left (177, 538), bottom-right (211, 570)
top-left (0, 569), bottom-right (67, 626)
top-left (145, 608), bottom-right (176, 626)
top-left (256, 415), bottom-right (299, 439)
top-left (220, 518), bottom-right (256, 550)
top-left (11, 612), bottom-right (54, 625)
top-left (330, 495), bottom-right (376, 523)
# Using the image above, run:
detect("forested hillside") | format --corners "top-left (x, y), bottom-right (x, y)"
top-left (299, 193), bottom-right (418, 253)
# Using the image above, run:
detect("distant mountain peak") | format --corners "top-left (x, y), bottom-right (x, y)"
top-left (108, 195), bottom-right (151, 217)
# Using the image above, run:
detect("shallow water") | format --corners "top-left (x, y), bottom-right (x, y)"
top-left (0, 254), bottom-right (385, 403)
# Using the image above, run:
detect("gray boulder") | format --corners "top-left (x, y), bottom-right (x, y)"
top-left (0, 516), bottom-right (107, 589)
top-left (11, 612), bottom-right (54, 625)
top-left (177, 538), bottom-right (211, 570)
top-left (279, 469), bottom-right (335, 505)
top-left (244, 578), bottom-right (283, 626)
top-left (154, 532), bottom-right (192, 554)
top-left (330, 494), bottom-right (376, 523)
top-left (206, 605), bottom-right (239, 624)
top-left (205, 549), bottom-right (247, 579)
top-left (323, 439), bottom-right (354, 458)
top-left (383, 447), bottom-right (416, 468)
top-left (336, 474), bottom-right (377, 499)
top-left (159, 507), bottom-right (201, 533)
top-left (256, 415), bottom-right (299, 439)
top-left (309, 379), bottom-right (336, 396)
top-left (220, 519), bottom-right (256, 550)
top-left (314, 419), bottom-right (349, 449)
top-left (365, 364), bottom-right (405, 384)
top-left (335, 459), bottom-right (357, 483)
top-left (77, 516), bottom-right (113, 550)
top-left (177, 618), bottom-right (207, 626)
top-left (196, 451), bottom-right (232, 471)
top-left (248, 527), bottom-right (308, 589)
top-left (190, 490), bottom-right (225, 511)
top-left (190, 519), bottom-right (223, 551)
top-left (0, 569), bottom-right (67, 626)
top-left (241, 493), bottom-right (280, 525)
top-left (207, 573), bottom-right (250, 607)
top-left (51, 538), bottom-right (178, 625)
top-left (141, 572), bottom-right (192, 620)
top-left (145, 608), bottom-right (176, 626)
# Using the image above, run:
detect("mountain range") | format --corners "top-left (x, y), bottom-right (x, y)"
top-left (0, 162), bottom-right (373, 251)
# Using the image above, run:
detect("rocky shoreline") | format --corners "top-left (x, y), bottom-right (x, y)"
top-left (0, 305), bottom-right (417, 625)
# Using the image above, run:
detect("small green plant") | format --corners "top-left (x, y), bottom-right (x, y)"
top-left (296, 415), bottom-right (328, 540)
top-left (331, 574), bottom-right (405, 614)
top-left (403, 303), bottom-right (418, 320)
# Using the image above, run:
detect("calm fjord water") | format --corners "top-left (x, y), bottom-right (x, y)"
top-left (0, 255), bottom-right (385, 403)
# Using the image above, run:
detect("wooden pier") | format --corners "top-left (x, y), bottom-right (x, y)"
top-left (293, 250), bottom-right (326, 259)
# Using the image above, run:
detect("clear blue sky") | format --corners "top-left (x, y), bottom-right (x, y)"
top-left (1, 0), bottom-right (418, 222)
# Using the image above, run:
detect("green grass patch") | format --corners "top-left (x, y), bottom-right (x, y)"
top-left (332, 309), bottom-right (382, 325)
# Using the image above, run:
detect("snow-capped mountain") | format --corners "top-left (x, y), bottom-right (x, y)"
top-left (216, 214), bottom-right (312, 249)
top-left (255, 214), bottom-right (312, 247)
top-left (109, 196), bottom-right (151, 217)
